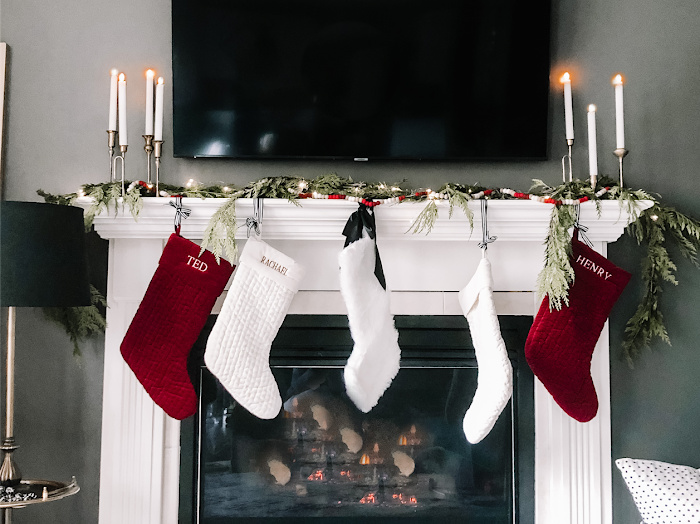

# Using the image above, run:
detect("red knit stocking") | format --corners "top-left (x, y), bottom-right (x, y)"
top-left (121, 234), bottom-right (234, 420)
top-left (525, 234), bottom-right (630, 422)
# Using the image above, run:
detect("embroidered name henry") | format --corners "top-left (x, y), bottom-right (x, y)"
top-left (260, 255), bottom-right (288, 276)
top-left (575, 255), bottom-right (612, 280)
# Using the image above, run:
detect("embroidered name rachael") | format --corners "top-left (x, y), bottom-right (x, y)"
top-left (186, 255), bottom-right (208, 272)
top-left (575, 255), bottom-right (612, 280)
top-left (260, 255), bottom-right (288, 276)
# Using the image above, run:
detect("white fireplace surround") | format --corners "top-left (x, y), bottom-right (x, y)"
top-left (79, 196), bottom-right (650, 524)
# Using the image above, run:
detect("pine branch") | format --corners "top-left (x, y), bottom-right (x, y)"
top-left (407, 200), bottom-right (439, 235)
top-left (536, 205), bottom-right (577, 310)
top-left (621, 204), bottom-right (700, 363)
top-left (42, 285), bottom-right (107, 357)
top-left (200, 196), bottom-right (240, 263)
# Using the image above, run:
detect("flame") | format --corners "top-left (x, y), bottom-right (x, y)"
top-left (157, 77), bottom-right (164, 85)
top-left (119, 73), bottom-right (126, 82)
top-left (110, 69), bottom-right (118, 76)
top-left (560, 72), bottom-right (571, 83)
top-left (612, 74), bottom-right (623, 86)
top-left (307, 469), bottom-right (325, 481)
top-left (398, 435), bottom-right (407, 446)
top-left (359, 453), bottom-right (371, 465)
top-left (359, 493), bottom-right (377, 504)
top-left (588, 104), bottom-right (597, 112)
top-left (146, 69), bottom-right (155, 79)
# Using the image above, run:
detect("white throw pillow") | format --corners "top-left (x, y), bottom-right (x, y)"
top-left (616, 458), bottom-right (700, 523)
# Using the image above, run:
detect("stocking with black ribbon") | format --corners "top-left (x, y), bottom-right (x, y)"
top-left (120, 196), bottom-right (235, 420)
top-left (339, 203), bottom-right (401, 413)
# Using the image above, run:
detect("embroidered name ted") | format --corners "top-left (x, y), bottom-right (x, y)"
top-left (260, 255), bottom-right (288, 276)
top-left (575, 254), bottom-right (612, 280)
top-left (186, 255), bottom-right (208, 272)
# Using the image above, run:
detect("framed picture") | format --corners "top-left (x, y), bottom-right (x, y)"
top-left (0, 42), bottom-right (7, 193)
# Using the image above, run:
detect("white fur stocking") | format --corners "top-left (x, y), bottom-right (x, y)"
top-left (458, 257), bottom-right (513, 444)
top-left (339, 233), bottom-right (400, 413)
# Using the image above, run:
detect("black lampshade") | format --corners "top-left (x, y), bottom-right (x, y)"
top-left (1, 201), bottom-right (91, 307)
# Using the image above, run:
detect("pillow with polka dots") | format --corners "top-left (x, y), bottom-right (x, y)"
top-left (616, 457), bottom-right (700, 524)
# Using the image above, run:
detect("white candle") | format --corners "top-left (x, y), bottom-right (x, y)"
top-left (108, 69), bottom-right (118, 131)
top-left (613, 74), bottom-right (625, 149)
top-left (587, 104), bottom-right (598, 178)
top-left (118, 73), bottom-right (128, 146)
top-left (154, 77), bottom-right (164, 141)
top-left (145, 69), bottom-right (155, 136)
top-left (561, 72), bottom-right (574, 141)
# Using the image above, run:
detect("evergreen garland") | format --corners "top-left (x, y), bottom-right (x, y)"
top-left (622, 205), bottom-right (700, 364)
top-left (38, 174), bottom-right (700, 363)
top-left (42, 285), bottom-right (107, 356)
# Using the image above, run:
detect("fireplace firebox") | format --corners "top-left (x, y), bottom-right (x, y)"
top-left (179, 315), bottom-right (534, 524)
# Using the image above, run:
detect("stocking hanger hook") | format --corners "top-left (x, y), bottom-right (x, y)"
top-left (246, 197), bottom-right (264, 238)
top-left (478, 199), bottom-right (497, 254)
top-left (574, 203), bottom-right (593, 248)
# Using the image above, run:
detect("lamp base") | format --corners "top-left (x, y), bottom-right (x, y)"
top-left (0, 477), bottom-right (79, 508)
top-left (0, 445), bottom-right (20, 487)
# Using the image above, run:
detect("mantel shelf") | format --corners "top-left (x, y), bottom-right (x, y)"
top-left (76, 197), bottom-right (652, 243)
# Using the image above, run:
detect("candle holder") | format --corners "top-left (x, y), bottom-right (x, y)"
top-left (107, 130), bottom-right (117, 181)
top-left (562, 139), bottom-right (574, 183)
top-left (153, 140), bottom-right (163, 195)
top-left (613, 148), bottom-right (629, 188)
top-left (112, 145), bottom-right (127, 197)
top-left (143, 135), bottom-right (154, 185)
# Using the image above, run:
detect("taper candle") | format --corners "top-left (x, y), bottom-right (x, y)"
top-left (145, 69), bottom-right (155, 136)
top-left (561, 72), bottom-right (574, 141)
top-left (613, 74), bottom-right (625, 149)
top-left (587, 104), bottom-right (598, 178)
top-left (118, 73), bottom-right (128, 146)
top-left (108, 69), bottom-right (118, 131)
top-left (154, 77), bottom-right (164, 141)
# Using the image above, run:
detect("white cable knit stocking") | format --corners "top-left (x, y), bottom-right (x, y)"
top-left (205, 238), bottom-right (304, 419)
top-left (458, 257), bottom-right (513, 444)
top-left (340, 233), bottom-right (401, 413)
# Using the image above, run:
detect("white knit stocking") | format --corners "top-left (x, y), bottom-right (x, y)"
top-left (458, 257), bottom-right (513, 444)
top-left (205, 238), bottom-right (304, 419)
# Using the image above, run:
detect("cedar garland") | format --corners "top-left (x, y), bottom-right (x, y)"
top-left (39, 174), bottom-right (700, 363)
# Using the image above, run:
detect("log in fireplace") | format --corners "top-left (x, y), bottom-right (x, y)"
top-left (179, 315), bottom-right (534, 523)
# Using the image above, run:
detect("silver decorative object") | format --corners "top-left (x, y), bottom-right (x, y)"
top-left (153, 140), bottom-right (163, 195)
top-left (143, 134), bottom-right (154, 185)
top-left (562, 138), bottom-right (574, 183)
top-left (107, 130), bottom-right (117, 181)
top-left (613, 147), bottom-right (629, 187)
top-left (112, 145), bottom-right (127, 197)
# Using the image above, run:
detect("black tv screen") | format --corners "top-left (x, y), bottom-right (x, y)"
top-left (172, 0), bottom-right (551, 160)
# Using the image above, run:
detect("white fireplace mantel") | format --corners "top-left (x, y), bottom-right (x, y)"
top-left (78, 197), bottom-right (651, 524)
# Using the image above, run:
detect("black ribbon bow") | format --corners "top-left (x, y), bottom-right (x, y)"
top-left (342, 203), bottom-right (386, 290)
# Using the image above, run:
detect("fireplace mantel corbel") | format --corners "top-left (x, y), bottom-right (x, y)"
top-left (78, 196), bottom-right (651, 524)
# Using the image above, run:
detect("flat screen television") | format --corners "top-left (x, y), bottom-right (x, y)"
top-left (172, 0), bottom-right (552, 160)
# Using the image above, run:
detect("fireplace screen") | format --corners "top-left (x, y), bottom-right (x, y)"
top-left (181, 316), bottom-right (534, 524)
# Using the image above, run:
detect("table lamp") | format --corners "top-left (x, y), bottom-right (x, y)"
top-left (0, 201), bottom-right (90, 520)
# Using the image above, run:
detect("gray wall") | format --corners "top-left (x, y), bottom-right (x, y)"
top-left (2, 0), bottom-right (700, 522)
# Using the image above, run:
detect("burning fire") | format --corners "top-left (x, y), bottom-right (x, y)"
top-left (392, 493), bottom-right (418, 505)
top-left (359, 492), bottom-right (377, 504)
top-left (359, 453), bottom-right (371, 465)
top-left (397, 435), bottom-right (407, 446)
top-left (307, 469), bottom-right (325, 481)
